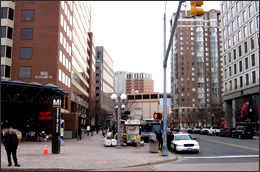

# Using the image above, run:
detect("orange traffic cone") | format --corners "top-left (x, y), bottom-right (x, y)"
top-left (43, 143), bottom-right (49, 155)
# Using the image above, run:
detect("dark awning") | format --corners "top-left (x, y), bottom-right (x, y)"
top-left (1, 79), bottom-right (69, 106)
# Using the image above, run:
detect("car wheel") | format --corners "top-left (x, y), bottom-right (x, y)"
top-left (239, 134), bottom-right (242, 139)
top-left (174, 145), bottom-right (178, 152)
top-left (195, 150), bottom-right (199, 153)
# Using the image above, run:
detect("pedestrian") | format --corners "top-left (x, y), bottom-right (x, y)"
top-left (156, 130), bottom-right (162, 151)
top-left (96, 124), bottom-right (99, 134)
top-left (86, 125), bottom-right (90, 136)
top-left (90, 125), bottom-right (94, 136)
top-left (103, 126), bottom-right (107, 137)
top-left (77, 127), bottom-right (82, 140)
top-left (3, 126), bottom-right (20, 167)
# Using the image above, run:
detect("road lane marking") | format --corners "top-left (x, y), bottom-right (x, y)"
top-left (183, 155), bottom-right (259, 159)
top-left (198, 138), bottom-right (259, 151)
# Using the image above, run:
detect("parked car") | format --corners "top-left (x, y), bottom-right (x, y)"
top-left (186, 128), bottom-right (193, 134)
top-left (219, 127), bottom-right (236, 137)
top-left (200, 128), bottom-right (210, 135)
top-left (170, 133), bottom-right (199, 153)
top-left (231, 126), bottom-right (254, 139)
top-left (208, 126), bottom-right (221, 136)
top-left (192, 127), bottom-right (201, 134)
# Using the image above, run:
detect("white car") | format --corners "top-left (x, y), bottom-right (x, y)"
top-left (170, 133), bottom-right (199, 153)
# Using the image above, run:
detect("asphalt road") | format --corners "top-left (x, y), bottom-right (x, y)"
top-left (150, 134), bottom-right (259, 171)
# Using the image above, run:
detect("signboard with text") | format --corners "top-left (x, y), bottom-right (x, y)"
top-left (52, 98), bottom-right (61, 154)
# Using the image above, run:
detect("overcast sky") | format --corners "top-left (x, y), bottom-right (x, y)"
top-left (91, 1), bottom-right (221, 93)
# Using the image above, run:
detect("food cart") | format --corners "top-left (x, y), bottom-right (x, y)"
top-left (124, 119), bottom-right (144, 146)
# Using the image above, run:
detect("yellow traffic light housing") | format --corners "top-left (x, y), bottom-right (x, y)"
top-left (190, 1), bottom-right (204, 16)
top-left (153, 112), bottom-right (162, 121)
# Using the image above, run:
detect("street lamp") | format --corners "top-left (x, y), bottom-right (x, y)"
top-left (111, 93), bottom-right (127, 148)
top-left (212, 114), bottom-right (214, 126)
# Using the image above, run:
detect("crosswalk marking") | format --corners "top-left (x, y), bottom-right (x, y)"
top-left (184, 155), bottom-right (259, 159)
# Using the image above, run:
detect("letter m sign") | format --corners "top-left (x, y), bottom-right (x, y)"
top-left (53, 99), bottom-right (61, 107)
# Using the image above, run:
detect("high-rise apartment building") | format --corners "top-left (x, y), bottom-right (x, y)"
top-left (96, 46), bottom-right (115, 124)
top-left (170, 9), bottom-right (223, 127)
top-left (126, 72), bottom-right (154, 94)
top-left (1, 1), bottom-right (95, 138)
top-left (115, 71), bottom-right (127, 95)
top-left (1, 1), bottom-right (15, 80)
top-left (221, 1), bottom-right (259, 130)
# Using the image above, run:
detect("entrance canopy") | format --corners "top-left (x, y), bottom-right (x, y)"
top-left (1, 79), bottom-right (69, 106)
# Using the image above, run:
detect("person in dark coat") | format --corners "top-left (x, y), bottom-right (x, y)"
top-left (90, 125), bottom-right (94, 136)
top-left (77, 127), bottom-right (82, 140)
top-left (156, 130), bottom-right (163, 151)
top-left (3, 126), bottom-right (20, 167)
top-left (167, 132), bottom-right (174, 149)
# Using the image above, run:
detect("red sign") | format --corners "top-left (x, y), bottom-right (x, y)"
top-left (222, 121), bottom-right (227, 125)
top-left (39, 111), bottom-right (52, 120)
top-left (240, 96), bottom-right (250, 117)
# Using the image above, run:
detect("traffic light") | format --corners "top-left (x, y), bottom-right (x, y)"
top-left (121, 110), bottom-right (130, 120)
top-left (153, 112), bottom-right (162, 120)
top-left (190, 1), bottom-right (204, 16)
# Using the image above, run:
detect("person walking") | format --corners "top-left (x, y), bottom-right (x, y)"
top-left (77, 127), bottom-right (82, 140)
top-left (86, 125), bottom-right (90, 136)
top-left (96, 124), bottom-right (99, 134)
top-left (3, 126), bottom-right (20, 167)
top-left (156, 130), bottom-right (162, 151)
top-left (90, 125), bottom-right (94, 136)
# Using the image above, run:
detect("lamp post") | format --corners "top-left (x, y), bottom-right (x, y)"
top-left (212, 114), bottom-right (214, 126)
top-left (111, 93), bottom-right (127, 148)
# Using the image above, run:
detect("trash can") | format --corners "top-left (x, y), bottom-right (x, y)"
top-left (149, 140), bottom-right (159, 153)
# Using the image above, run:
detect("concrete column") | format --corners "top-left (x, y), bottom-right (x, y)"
top-left (224, 100), bottom-right (233, 127)
top-left (232, 99), bottom-right (236, 127)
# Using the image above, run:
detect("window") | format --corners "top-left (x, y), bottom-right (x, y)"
top-left (222, 17), bottom-right (225, 26)
top-left (252, 71), bottom-right (256, 84)
top-left (237, 16), bottom-right (240, 27)
top-left (251, 54), bottom-right (255, 66)
top-left (257, 16), bottom-right (259, 29)
top-left (22, 10), bottom-right (34, 21)
top-left (248, 5), bottom-right (253, 17)
top-left (236, 2), bottom-right (240, 13)
top-left (242, 1), bottom-right (246, 7)
top-left (245, 74), bottom-right (249, 85)
top-left (1, 26), bottom-right (6, 38)
top-left (245, 57), bottom-right (248, 69)
top-left (229, 66), bottom-right (232, 77)
top-left (243, 26), bottom-right (247, 38)
top-left (1, 65), bottom-right (4, 77)
top-left (240, 76), bottom-right (243, 87)
top-left (249, 21), bottom-right (253, 34)
top-left (223, 29), bottom-right (226, 39)
top-left (234, 78), bottom-right (237, 89)
top-left (228, 39), bottom-right (231, 49)
top-left (238, 30), bottom-right (241, 42)
top-left (230, 80), bottom-right (232, 91)
top-left (242, 11), bottom-right (246, 23)
top-left (1, 45), bottom-right (4, 57)
top-left (244, 41), bottom-right (248, 54)
top-left (239, 61), bottom-right (242, 72)
top-left (232, 34), bottom-right (236, 45)
top-left (20, 47), bottom-right (32, 59)
top-left (226, 12), bottom-right (229, 22)
top-left (19, 66), bottom-right (31, 78)
top-left (21, 28), bottom-right (33, 40)
top-left (238, 45), bottom-right (242, 57)
top-left (231, 7), bottom-right (234, 18)
top-left (1, 7), bottom-right (8, 18)
top-left (232, 21), bottom-right (235, 31)
top-left (224, 69), bottom-right (227, 79)
top-left (251, 37), bottom-right (254, 50)
top-left (226, 1), bottom-right (229, 9)
top-left (256, 1), bottom-right (259, 12)
top-left (227, 25), bottom-right (230, 36)
top-left (224, 55), bottom-right (226, 65)
top-left (234, 64), bottom-right (237, 74)
top-left (233, 49), bottom-right (236, 60)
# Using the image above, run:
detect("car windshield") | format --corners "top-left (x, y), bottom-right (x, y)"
top-left (213, 127), bottom-right (220, 129)
top-left (174, 135), bottom-right (193, 140)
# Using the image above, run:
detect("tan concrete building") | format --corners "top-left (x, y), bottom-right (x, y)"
top-left (221, 1), bottom-right (259, 131)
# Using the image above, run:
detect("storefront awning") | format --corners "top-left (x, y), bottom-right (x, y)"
top-left (1, 78), bottom-right (69, 106)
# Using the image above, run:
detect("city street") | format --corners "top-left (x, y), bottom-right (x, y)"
top-left (151, 134), bottom-right (259, 171)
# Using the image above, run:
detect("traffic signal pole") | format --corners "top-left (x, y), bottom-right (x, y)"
top-left (162, 1), bottom-right (183, 156)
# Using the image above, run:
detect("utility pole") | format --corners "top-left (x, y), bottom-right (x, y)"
top-left (162, 1), bottom-right (183, 156)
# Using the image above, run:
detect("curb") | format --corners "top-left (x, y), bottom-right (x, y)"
top-left (1, 151), bottom-right (178, 171)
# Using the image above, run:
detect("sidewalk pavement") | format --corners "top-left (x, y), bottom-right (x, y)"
top-left (1, 132), bottom-right (177, 171)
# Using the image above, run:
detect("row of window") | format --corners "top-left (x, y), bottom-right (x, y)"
top-left (60, 32), bottom-right (71, 56)
top-left (223, 15), bottom-right (258, 42)
top-left (224, 34), bottom-right (259, 65)
top-left (1, 7), bottom-right (14, 20)
top-left (1, 65), bottom-right (11, 78)
top-left (224, 53), bottom-right (257, 79)
top-left (225, 70), bottom-right (257, 91)
top-left (222, 2), bottom-right (258, 26)
top-left (1, 45), bottom-right (12, 58)
top-left (58, 69), bottom-right (70, 88)
top-left (60, 13), bottom-right (72, 41)
top-left (1, 26), bottom-right (13, 39)
top-left (59, 50), bottom-right (71, 72)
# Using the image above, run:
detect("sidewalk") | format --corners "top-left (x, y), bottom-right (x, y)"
top-left (1, 132), bottom-right (177, 171)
